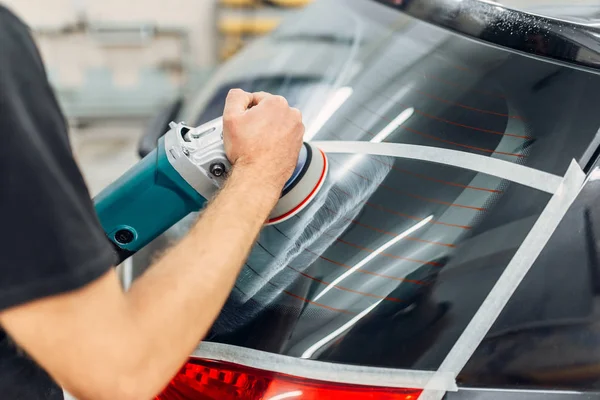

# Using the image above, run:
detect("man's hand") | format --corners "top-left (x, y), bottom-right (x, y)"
top-left (0, 90), bottom-right (304, 400)
top-left (223, 89), bottom-right (304, 191)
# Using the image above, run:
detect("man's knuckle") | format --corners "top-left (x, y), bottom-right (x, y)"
top-left (272, 95), bottom-right (288, 106)
top-left (290, 107), bottom-right (302, 120)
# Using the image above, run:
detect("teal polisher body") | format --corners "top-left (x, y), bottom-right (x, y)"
top-left (93, 117), bottom-right (328, 263)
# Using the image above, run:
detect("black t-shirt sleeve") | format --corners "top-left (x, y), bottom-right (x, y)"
top-left (0, 7), bottom-right (117, 311)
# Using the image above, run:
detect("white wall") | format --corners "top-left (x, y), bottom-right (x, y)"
top-left (3, 0), bottom-right (217, 90)
top-left (1, 0), bottom-right (220, 193)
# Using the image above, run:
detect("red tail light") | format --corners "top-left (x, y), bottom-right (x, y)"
top-left (156, 358), bottom-right (422, 400)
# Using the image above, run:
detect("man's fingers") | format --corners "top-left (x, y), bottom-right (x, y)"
top-left (251, 91), bottom-right (271, 106)
top-left (224, 89), bottom-right (253, 116)
top-left (224, 90), bottom-right (275, 118)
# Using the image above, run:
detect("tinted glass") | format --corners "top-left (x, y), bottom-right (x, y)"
top-left (200, 0), bottom-right (600, 373)
top-left (461, 167), bottom-right (600, 391)
top-left (193, 77), bottom-right (322, 126)
top-left (134, 0), bottom-right (600, 380)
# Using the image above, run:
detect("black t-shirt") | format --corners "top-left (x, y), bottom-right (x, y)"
top-left (0, 6), bottom-right (116, 399)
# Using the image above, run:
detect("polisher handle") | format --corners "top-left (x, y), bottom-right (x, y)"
top-left (94, 137), bottom-right (206, 263)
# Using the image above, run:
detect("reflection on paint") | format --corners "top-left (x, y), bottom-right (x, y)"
top-left (333, 107), bottom-right (413, 181)
top-left (371, 107), bottom-right (414, 143)
top-left (314, 215), bottom-right (433, 302)
top-left (301, 299), bottom-right (385, 359)
top-left (304, 86), bottom-right (353, 140)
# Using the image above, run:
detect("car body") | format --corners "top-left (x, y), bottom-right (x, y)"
top-left (133, 0), bottom-right (600, 398)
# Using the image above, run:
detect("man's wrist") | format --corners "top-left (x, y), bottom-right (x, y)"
top-left (228, 164), bottom-right (282, 209)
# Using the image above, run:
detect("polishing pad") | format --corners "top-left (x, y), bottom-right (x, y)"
top-left (267, 142), bottom-right (328, 225)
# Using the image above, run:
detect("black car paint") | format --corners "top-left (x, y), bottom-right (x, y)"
top-left (375, 0), bottom-right (600, 74)
top-left (459, 170), bottom-right (600, 391)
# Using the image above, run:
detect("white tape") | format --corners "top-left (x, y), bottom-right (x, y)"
top-left (194, 341), bottom-right (457, 391)
top-left (418, 160), bottom-right (585, 400)
top-left (312, 141), bottom-right (563, 194)
top-left (195, 147), bottom-right (579, 396)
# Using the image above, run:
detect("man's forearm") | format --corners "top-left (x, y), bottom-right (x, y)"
top-left (0, 89), bottom-right (304, 400)
top-left (1, 166), bottom-right (286, 400)
top-left (123, 165), bottom-right (280, 396)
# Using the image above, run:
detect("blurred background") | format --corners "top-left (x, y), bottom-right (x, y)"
top-left (3, 0), bottom-right (597, 195)
top-left (3, 0), bottom-right (314, 195)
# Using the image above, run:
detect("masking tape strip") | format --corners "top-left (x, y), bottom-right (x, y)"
top-left (312, 141), bottom-right (562, 194)
top-left (194, 341), bottom-right (458, 391)
top-left (417, 160), bottom-right (585, 400)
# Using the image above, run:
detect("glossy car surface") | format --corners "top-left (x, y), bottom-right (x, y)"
top-left (136, 0), bottom-right (600, 398)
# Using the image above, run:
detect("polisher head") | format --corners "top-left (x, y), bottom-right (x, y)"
top-left (266, 142), bottom-right (328, 225)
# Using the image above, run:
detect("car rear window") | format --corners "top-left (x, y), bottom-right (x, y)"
top-left (189, 0), bottom-right (600, 373)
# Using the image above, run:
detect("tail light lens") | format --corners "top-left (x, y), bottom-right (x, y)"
top-left (156, 358), bottom-right (422, 400)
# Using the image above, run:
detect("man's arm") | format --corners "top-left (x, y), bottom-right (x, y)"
top-left (0, 89), bottom-right (304, 400)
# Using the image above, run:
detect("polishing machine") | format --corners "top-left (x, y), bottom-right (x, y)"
top-left (94, 117), bottom-right (328, 263)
